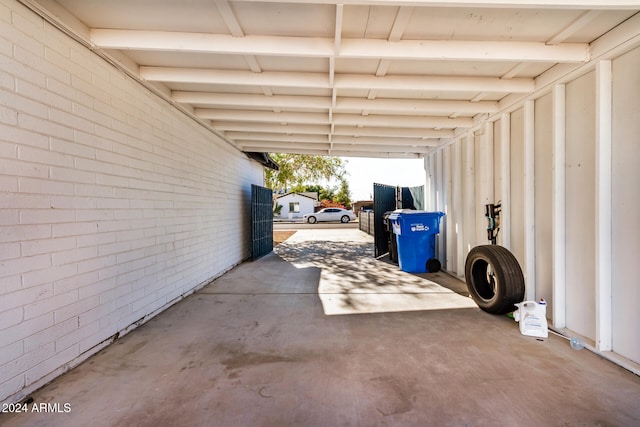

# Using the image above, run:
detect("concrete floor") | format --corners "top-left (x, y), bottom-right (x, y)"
top-left (2, 229), bottom-right (639, 427)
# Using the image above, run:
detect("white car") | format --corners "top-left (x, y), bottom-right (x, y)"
top-left (303, 208), bottom-right (356, 224)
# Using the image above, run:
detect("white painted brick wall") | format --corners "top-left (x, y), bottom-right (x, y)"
top-left (0, 0), bottom-right (264, 403)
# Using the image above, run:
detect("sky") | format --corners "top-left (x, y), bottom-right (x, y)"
top-left (341, 157), bottom-right (427, 201)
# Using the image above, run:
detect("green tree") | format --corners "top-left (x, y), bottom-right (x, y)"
top-left (265, 154), bottom-right (347, 193)
top-left (303, 184), bottom-right (335, 202)
top-left (334, 179), bottom-right (352, 208)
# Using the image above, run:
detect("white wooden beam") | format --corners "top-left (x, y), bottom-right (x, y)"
top-left (214, 0), bottom-right (244, 37)
top-left (226, 132), bottom-right (329, 143)
top-left (334, 98), bottom-right (499, 115)
top-left (200, 110), bottom-right (471, 128)
top-left (502, 63), bottom-right (530, 79)
top-left (332, 114), bottom-right (473, 128)
top-left (232, 0), bottom-right (640, 10)
top-left (241, 145), bottom-right (329, 156)
top-left (329, 150), bottom-right (422, 159)
top-left (331, 143), bottom-right (433, 153)
top-left (334, 4), bottom-right (343, 54)
top-left (547, 10), bottom-right (602, 45)
top-left (335, 74), bottom-right (533, 93)
top-left (146, 68), bottom-right (533, 93)
top-left (524, 100), bottom-right (536, 301)
top-left (595, 60), bottom-right (613, 352)
top-left (196, 109), bottom-right (330, 124)
top-left (340, 39), bottom-right (589, 63)
top-left (334, 126), bottom-right (453, 138)
top-left (173, 92), bottom-right (331, 110)
top-left (331, 135), bottom-right (441, 146)
top-left (212, 122), bottom-right (330, 134)
top-left (173, 92), bottom-right (498, 115)
top-left (141, 67), bottom-right (330, 88)
top-left (552, 84), bottom-right (566, 329)
top-left (389, 6), bottom-right (414, 42)
top-left (91, 29), bottom-right (335, 57)
top-left (238, 141), bottom-right (330, 150)
top-left (240, 140), bottom-right (432, 154)
top-left (91, 29), bottom-right (589, 63)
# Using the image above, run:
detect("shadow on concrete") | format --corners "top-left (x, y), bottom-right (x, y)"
top-left (273, 232), bottom-right (476, 316)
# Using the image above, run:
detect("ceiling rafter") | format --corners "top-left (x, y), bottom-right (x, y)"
top-left (141, 67), bottom-right (330, 87)
top-left (214, 0), bottom-right (244, 37)
top-left (334, 98), bottom-right (499, 114)
top-left (334, 74), bottom-right (534, 93)
top-left (196, 109), bottom-right (473, 128)
top-left (173, 92), bottom-right (331, 110)
top-left (172, 91), bottom-right (498, 115)
top-left (226, 0), bottom-right (640, 9)
top-left (371, 6), bottom-right (415, 95)
top-left (149, 67), bottom-right (534, 93)
top-left (547, 10), bottom-right (603, 45)
top-left (227, 132), bottom-right (330, 143)
top-left (333, 126), bottom-right (454, 138)
top-left (212, 122), bottom-right (331, 134)
top-left (91, 29), bottom-right (589, 63)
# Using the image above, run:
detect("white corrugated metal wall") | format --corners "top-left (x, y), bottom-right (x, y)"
top-left (425, 47), bottom-right (640, 370)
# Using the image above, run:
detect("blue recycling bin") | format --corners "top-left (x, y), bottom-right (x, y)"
top-left (388, 210), bottom-right (445, 273)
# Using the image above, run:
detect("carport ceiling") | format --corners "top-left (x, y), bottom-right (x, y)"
top-left (27, 0), bottom-right (640, 158)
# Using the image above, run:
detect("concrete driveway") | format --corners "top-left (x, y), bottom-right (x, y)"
top-left (2, 229), bottom-right (639, 426)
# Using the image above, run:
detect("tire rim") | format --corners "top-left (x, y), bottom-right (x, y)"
top-left (470, 258), bottom-right (498, 302)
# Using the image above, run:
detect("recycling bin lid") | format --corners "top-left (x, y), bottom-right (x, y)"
top-left (389, 209), bottom-right (444, 219)
top-left (387, 209), bottom-right (415, 221)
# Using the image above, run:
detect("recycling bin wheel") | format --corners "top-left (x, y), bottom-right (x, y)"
top-left (426, 258), bottom-right (441, 273)
top-left (465, 245), bottom-right (525, 314)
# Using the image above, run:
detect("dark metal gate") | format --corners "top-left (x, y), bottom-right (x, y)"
top-left (373, 183), bottom-right (425, 258)
top-left (401, 185), bottom-right (425, 210)
top-left (251, 184), bottom-right (273, 260)
top-left (373, 183), bottom-right (396, 257)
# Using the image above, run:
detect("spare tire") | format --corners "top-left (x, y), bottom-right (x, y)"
top-left (465, 245), bottom-right (525, 314)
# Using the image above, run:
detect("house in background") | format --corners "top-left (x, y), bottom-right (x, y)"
top-left (352, 200), bottom-right (374, 217)
top-left (275, 192), bottom-right (319, 220)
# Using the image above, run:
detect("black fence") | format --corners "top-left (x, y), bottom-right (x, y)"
top-left (372, 183), bottom-right (424, 258)
top-left (251, 184), bottom-right (273, 260)
top-left (373, 183), bottom-right (396, 257)
top-left (359, 211), bottom-right (375, 236)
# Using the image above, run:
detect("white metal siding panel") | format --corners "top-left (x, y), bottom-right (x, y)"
top-left (462, 135), bottom-right (476, 257)
top-left (611, 47), bottom-right (640, 362)
top-left (444, 145), bottom-right (456, 273)
top-left (493, 119), bottom-right (503, 247)
top-left (474, 131), bottom-right (489, 246)
top-left (510, 108), bottom-right (526, 272)
top-left (0, 0), bottom-right (263, 403)
top-left (534, 93), bottom-right (554, 310)
top-left (565, 71), bottom-right (597, 341)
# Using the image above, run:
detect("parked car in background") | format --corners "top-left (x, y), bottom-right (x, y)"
top-left (303, 208), bottom-right (356, 224)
